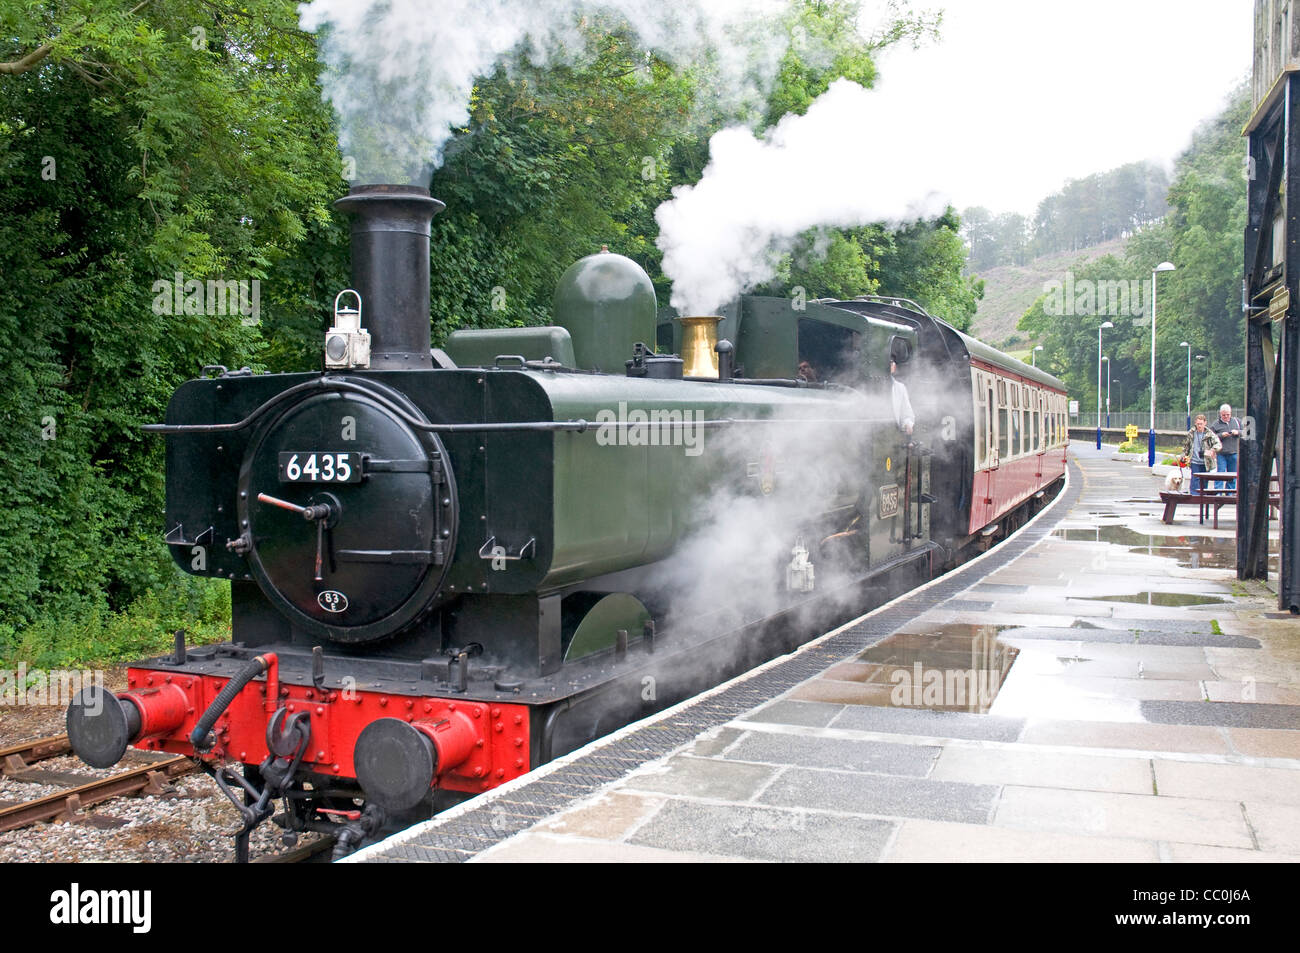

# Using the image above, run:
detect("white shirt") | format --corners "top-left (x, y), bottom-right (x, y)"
top-left (892, 376), bottom-right (915, 433)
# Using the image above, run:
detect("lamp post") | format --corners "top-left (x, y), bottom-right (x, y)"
top-left (1032, 344), bottom-right (1043, 367)
top-left (1113, 378), bottom-right (1123, 416)
top-left (1149, 261), bottom-right (1176, 466)
top-left (1103, 355), bottom-right (1111, 428)
top-left (1195, 354), bottom-right (1207, 420)
top-left (1097, 321), bottom-right (1113, 449)
top-left (1180, 341), bottom-right (1192, 430)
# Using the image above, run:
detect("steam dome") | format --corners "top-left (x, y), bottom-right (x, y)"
top-left (553, 248), bottom-right (657, 372)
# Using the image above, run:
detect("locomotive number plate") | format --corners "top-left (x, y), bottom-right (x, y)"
top-left (879, 484), bottom-right (900, 519)
top-left (278, 452), bottom-right (362, 484)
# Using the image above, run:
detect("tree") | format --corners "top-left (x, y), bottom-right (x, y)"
top-left (0, 1), bottom-right (342, 630)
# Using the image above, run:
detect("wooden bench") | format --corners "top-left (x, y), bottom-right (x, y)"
top-left (1159, 471), bottom-right (1279, 528)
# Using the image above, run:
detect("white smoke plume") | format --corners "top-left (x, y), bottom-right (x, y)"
top-left (298, 0), bottom-right (793, 185)
top-left (655, 77), bottom-right (950, 316)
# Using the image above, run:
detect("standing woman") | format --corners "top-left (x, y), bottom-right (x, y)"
top-left (1182, 414), bottom-right (1222, 492)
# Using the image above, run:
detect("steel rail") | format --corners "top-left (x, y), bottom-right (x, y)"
top-left (0, 755), bottom-right (196, 833)
top-left (0, 734), bottom-right (71, 773)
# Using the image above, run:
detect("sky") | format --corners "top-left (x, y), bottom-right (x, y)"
top-left (861, 0), bottom-right (1254, 215)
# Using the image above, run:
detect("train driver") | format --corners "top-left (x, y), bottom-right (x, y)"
top-left (889, 338), bottom-right (915, 436)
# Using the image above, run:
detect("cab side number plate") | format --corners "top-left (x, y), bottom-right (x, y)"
top-left (879, 484), bottom-right (900, 518)
top-left (278, 452), bottom-right (361, 484)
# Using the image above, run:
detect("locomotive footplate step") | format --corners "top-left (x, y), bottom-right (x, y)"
top-left (350, 445), bottom-right (1300, 863)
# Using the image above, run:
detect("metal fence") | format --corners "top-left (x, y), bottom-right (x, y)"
top-left (1067, 411), bottom-right (1236, 431)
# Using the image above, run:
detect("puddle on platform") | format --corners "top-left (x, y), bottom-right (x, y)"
top-left (1087, 591), bottom-right (1229, 606)
top-left (804, 624), bottom-right (1019, 713)
top-left (1052, 527), bottom-right (1281, 572)
top-left (1129, 545), bottom-right (1279, 572)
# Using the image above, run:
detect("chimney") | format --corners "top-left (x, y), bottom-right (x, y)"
top-left (334, 184), bottom-right (444, 370)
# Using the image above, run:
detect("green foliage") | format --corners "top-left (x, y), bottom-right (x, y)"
top-left (759, 210), bottom-right (984, 331)
top-left (1131, 89), bottom-right (1250, 405)
top-left (964, 162), bottom-right (1168, 273)
top-left (1016, 88), bottom-right (1248, 414)
top-left (0, 1), bottom-right (341, 635)
top-left (0, 572), bottom-right (230, 669)
top-left (1017, 253), bottom-right (1143, 409)
top-left (875, 210), bottom-right (984, 330)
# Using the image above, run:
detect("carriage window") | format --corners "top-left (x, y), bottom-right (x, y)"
top-left (986, 394), bottom-right (995, 464)
top-left (999, 381), bottom-right (1010, 460)
top-left (1033, 393), bottom-right (1041, 451)
top-left (975, 380), bottom-right (986, 467)
top-left (1008, 384), bottom-right (1018, 457)
top-left (989, 384), bottom-right (996, 462)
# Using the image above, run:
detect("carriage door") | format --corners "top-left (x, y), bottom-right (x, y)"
top-left (1035, 388), bottom-right (1046, 478)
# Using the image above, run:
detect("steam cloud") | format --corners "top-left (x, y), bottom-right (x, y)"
top-left (643, 392), bottom-right (892, 638)
top-left (298, 0), bottom-right (793, 185)
top-left (655, 78), bottom-right (949, 316)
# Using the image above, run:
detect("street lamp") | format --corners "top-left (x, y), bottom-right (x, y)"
top-left (1113, 378), bottom-right (1123, 416)
top-left (1102, 355), bottom-right (1111, 428)
top-left (1097, 321), bottom-right (1113, 449)
top-left (1032, 344), bottom-right (1044, 367)
top-left (1149, 261), bottom-right (1176, 466)
top-left (1180, 341), bottom-right (1192, 430)
top-left (1195, 355), bottom-right (1207, 417)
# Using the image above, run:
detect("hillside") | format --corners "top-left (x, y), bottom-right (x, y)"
top-left (968, 237), bottom-right (1129, 347)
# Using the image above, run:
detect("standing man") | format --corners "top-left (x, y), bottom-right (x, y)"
top-left (1210, 404), bottom-right (1241, 490)
top-left (891, 359), bottom-right (915, 437)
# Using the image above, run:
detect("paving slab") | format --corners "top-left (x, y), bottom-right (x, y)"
top-left (993, 786), bottom-right (1255, 849)
top-left (930, 746), bottom-right (1154, 795)
top-left (746, 699), bottom-right (844, 728)
top-left (627, 799), bottom-right (895, 863)
top-left (1243, 802), bottom-right (1300, 853)
top-left (1163, 843), bottom-right (1300, 863)
top-left (533, 791), bottom-right (665, 840)
top-left (1153, 760), bottom-right (1300, 804)
top-left (619, 754), bottom-right (778, 801)
top-left (719, 732), bottom-right (939, 776)
top-left (758, 767), bottom-right (999, 825)
top-left (884, 818), bottom-right (1160, 863)
top-left (1019, 719), bottom-right (1232, 754)
top-left (1226, 727), bottom-right (1300, 759)
top-left (1204, 680), bottom-right (1300, 705)
top-left (1141, 700), bottom-right (1300, 729)
top-left (476, 832), bottom-right (756, 863)
top-left (826, 705), bottom-right (1025, 742)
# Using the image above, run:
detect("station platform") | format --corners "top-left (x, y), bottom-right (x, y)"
top-left (350, 443), bottom-right (1300, 863)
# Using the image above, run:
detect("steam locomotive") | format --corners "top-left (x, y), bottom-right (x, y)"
top-left (66, 184), bottom-right (1067, 860)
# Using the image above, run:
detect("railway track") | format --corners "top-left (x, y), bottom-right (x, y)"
top-left (0, 732), bottom-right (330, 860)
top-left (0, 733), bottom-right (72, 774)
top-left (0, 733), bottom-right (198, 834)
top-left (257, 835), bottom-right (337, 864)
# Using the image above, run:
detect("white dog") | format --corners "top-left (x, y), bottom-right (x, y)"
top-left (1164, 468), bottom-right (1185, 492)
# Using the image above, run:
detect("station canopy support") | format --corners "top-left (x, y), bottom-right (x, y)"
top-left (1241, 68), bottom-right (1300, 612)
